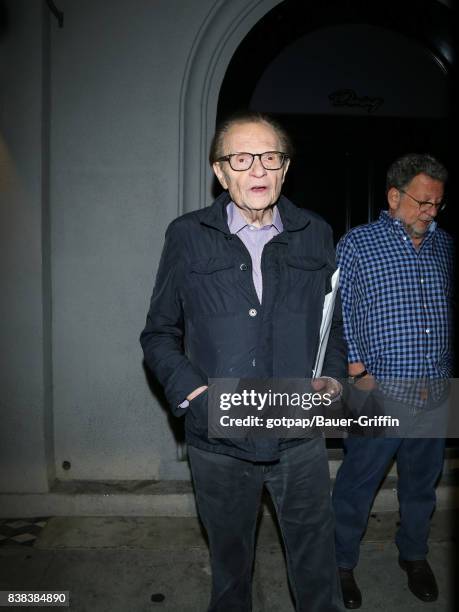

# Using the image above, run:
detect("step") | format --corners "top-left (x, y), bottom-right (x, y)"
top-left (1, 448), bottom-right (458, 518)
top-left (34, 510), bottom-right (455, 551)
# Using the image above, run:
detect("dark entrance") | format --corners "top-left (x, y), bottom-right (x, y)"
top-left (216, 0), bottom-right (455, 242)
top-left (275, 114), bottom-right (451, 244)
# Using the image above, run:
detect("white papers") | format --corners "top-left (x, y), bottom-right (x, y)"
top-left (312, 268), bottom-right (340, 378)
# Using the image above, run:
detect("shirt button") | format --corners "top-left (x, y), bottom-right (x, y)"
top-left (249, 308), bottom-right (257, 317)
top-left (240, 263), bottom-right (248, 271)
top-left (420, 278), bottom-right (424, 283)
top-left (403, 236), bottom-right (407, 241)
top-left (426, 329), bottom-right (430, 334)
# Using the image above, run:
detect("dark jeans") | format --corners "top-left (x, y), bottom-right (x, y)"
top-left (332, 437), bottom-right (445, 569)
top-left (188, 438), bottom-right (344, 612)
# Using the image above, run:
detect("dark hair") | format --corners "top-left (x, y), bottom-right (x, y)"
top-left (209, 111), bottom-right (294, 165)
top-left (386, 153), bottom-right (448, 193)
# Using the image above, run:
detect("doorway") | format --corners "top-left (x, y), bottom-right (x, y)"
top-left (216, 0), bottom-right (454, 242)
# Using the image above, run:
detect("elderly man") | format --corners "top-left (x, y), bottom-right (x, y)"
top-left (333, 153), bottom-right (453, 608)
top-left (140, 112), bottom-right (346, 611)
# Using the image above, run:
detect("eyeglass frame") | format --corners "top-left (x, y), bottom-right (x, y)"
top-left (216, 151), bottom-right (289, 171)
top-left (398, 188), bottom-right (446, 213)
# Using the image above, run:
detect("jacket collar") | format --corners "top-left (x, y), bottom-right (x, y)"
top-left (200, 192), bottom-right (311, 236)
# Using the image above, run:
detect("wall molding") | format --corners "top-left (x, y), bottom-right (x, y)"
top-left (178, 0), bottom-right (282, 214)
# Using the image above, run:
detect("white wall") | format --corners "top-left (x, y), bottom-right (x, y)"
top-left (0, 0), bottom-right (222, 492)
top-left (50, 0), bottom-right (216, 481)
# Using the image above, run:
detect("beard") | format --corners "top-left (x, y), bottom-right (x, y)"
top-left (403, 222), bottom-right (428, 239)
top-left (393, 213), bottom-right (432, 240)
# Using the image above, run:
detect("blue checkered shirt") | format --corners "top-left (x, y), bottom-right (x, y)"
top-left (337, 211), bottom-right (454, 391)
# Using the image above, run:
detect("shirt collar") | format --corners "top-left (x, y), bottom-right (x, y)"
top-left (226, 201), bottom-right (283, 234)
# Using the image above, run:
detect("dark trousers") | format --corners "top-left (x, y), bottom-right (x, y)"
top-left (188, 438), bottom-right (344, 612)
top-left (332, 437), bottom-right (445, 569)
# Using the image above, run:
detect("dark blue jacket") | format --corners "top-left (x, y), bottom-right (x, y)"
top-left (140, 192), bottom-right (346, 461)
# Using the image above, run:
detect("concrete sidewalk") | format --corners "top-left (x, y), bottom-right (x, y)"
top-left (0, 510), bottom-right (456, 611)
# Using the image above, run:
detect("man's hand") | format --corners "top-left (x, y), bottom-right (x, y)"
top-left (186, 385), bottom-right (208, 401)
top-left (348, 361), bottom-right (366, 376)
top-left (311, 377), bottom-right (342, 401)
top-left (348, 362), bottom-right (376, 391)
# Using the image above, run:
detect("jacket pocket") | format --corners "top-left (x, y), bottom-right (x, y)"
top-left (283, 257), bottom-right (331, 313)
top-left (190, 257), bottom-right (234, 274)
top-left (286, 256), bottom-right (327, 272)
top-left (185, 257), bottom-right (237, 316)
top-left (185, 389), bottom-right (209, 436)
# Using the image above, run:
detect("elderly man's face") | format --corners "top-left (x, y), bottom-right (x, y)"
top-left (213, 121), bottom-right (290, 215)
top-left (388, 173), bottom-right (444, 240)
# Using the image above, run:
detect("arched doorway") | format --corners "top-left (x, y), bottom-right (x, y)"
top-left (178, 0), bottom-right (284, 215)
top-left (216, 0), bottom-right (454, 243)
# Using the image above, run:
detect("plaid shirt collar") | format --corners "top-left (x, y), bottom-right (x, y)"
top-left (379, 209), bottom-right (437, 245)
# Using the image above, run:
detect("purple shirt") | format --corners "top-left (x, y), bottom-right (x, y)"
top-left (227, 201), bottom-right (283, 303)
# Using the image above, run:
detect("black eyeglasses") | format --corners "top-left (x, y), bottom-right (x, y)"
top-left (216, 151), bottom-right (288, 171)
top-left (399, 189), bottom-right (446, 213)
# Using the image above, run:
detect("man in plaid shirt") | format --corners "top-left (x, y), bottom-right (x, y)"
top-left (332, 153), bottom-right (453, 608)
